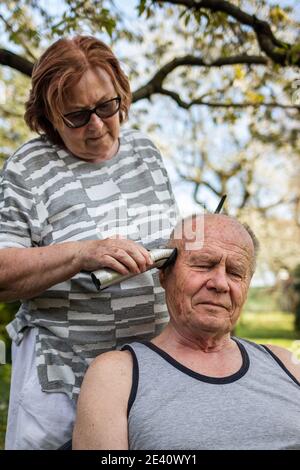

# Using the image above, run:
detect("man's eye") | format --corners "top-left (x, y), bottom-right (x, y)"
top-left (229, 271), bottom-right (243, 279)
top-left (193, 265), bottom-right (211, 270)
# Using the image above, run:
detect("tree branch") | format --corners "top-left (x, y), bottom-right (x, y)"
top-left (0, 49), bottom-right (33, 76)
top-left (254, 196), bottom-right (294, 213)
top-left (132, 53), bottom-right (299, 110)
top-left (156, 87), bottom-right (300, 110)
top-left (0, 49), bottom-right (298, 111)
top-left (132, 54), bottom-right (268, 102)
top-left (152, 0), bottom-right (300, 66)
top-left (176, 166), bottom-right (221, 197)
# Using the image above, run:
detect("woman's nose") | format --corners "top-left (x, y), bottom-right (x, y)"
top-left (87, 112), bottom-right (104, 129)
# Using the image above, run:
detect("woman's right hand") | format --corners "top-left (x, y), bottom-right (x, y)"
top-left (75, 237), bottom-right (153, 275)
top-left (0, 238), bottom-right (153, 301)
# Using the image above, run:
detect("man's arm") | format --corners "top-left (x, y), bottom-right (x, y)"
top-left (73, 350), bottom-right (133, 450)
top-left (265, 344), bottom-right (300, 382)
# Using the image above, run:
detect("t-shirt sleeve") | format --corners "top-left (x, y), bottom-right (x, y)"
top-left (0, 158), bottom-right (41, 249)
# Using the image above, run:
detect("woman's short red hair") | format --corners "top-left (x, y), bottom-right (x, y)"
top-left (24, 36), bottom-right (131, 145)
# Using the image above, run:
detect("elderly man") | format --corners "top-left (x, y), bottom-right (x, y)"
top-left (73, 214), bottom-right (300, 450)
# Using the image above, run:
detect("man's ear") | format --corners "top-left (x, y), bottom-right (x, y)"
top-left (159, 269), bottom-right (166, 289)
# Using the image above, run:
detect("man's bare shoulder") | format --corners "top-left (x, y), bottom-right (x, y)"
top-left (265, 344), bottom-right (300, 383)
top-left (77, 349), bottom-right (133, 415)
top-left (87, 350), bottom-right (133, 383)
top-left (91, 349), bottom-right (133, 369)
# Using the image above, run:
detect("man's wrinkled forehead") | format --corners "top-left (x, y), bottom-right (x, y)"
top-left (172, 214), bottom-right (253, 253)
top-left (186, 245), bottom-right (251, 269)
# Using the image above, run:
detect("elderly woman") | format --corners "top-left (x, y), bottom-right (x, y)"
top-left (0, 36), bottom-right (177, 449)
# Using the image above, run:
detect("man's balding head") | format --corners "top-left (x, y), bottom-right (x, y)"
top-left (168, 213), bottom-right (259, 276)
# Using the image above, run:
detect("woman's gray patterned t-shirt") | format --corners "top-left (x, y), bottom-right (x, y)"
top-left (0, 128), bottom-right (177, 399)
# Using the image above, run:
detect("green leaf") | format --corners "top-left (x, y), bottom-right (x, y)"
top-left (137, 0), bottom-right (147, 17)
top-left (193, 9), bottom-right (210, 26)
top-left (287, 43), bottom-right (300, 65)
top-left (179, 8), bottom-right (188, 19)
top-left (184, 13), bottom-right (191, 27)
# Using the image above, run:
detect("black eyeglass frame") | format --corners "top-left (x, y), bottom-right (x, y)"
top-left (63, 97), bottom-right (121, 129)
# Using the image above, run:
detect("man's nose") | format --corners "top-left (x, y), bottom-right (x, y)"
top-left (206, 266), bottom-right (230, 293)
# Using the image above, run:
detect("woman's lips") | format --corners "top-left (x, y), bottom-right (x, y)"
top-left (87, 133), bottom-right (107, 141)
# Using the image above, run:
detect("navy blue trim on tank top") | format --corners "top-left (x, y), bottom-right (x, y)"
top-left (136, 337), bottom-right (250, 385)
top-left (261, 345), bottom-right (300, 387)
top-left (121, 345), bottom-right (139, 417)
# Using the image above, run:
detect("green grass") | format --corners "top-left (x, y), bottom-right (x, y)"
top-left (236, 311), bottom-right (299, 349)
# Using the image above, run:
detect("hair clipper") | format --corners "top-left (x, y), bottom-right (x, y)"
top-left (91, 248), bottom-right (177, 291)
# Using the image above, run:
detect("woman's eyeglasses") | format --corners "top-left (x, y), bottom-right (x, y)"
top-left (63, 97), bottom-right (121, 129)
